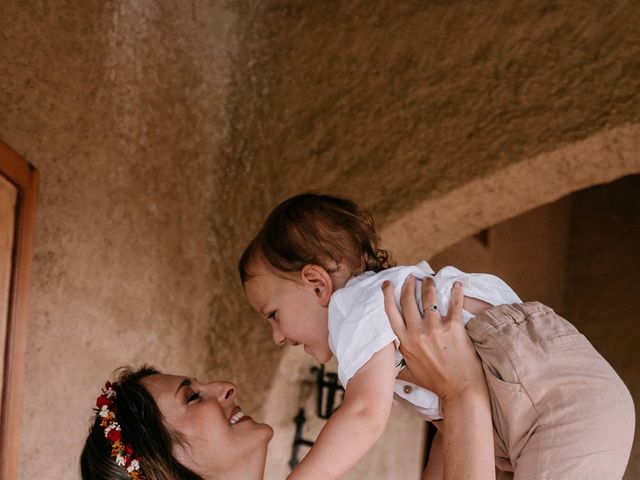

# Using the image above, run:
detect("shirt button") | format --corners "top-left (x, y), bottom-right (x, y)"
top-left (403, 385), bottom-right (412, 394)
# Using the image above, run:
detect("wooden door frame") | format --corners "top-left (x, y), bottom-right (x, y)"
top-left (0, 142), bottom-right (38, 480)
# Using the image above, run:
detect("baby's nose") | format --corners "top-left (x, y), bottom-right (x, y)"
top-left (271, 328), bottom-right (286, 346)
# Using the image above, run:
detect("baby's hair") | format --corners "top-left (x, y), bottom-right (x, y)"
top-left (239, 193), bottom-right (394, 282)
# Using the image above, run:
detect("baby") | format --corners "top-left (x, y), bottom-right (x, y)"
top-left (239, 193), bottom-right (634, 480)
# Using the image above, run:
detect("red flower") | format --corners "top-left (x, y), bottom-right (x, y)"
top-left (96, 394), bottom-right (112, 409)
top-left (125, 445), bottom-right (134, 455)
top-left (106, 428), bottom-right (122, 443)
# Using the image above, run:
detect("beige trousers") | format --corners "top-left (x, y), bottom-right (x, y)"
top-left (467, 302), bottom-right (635, 480)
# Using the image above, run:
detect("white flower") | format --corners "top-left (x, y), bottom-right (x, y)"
top-left (127, 459), bottom-right (140, 472)
top-left (115, 454), bottom-right (126, 466)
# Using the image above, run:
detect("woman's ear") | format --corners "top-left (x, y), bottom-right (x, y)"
top-left (300, 264), bottom-right (333, 307)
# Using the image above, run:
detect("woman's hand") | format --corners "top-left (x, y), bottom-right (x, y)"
top-left (382, 276), bottom-right (486, 402)
top-left (382, 275), bottom-right (495, 480)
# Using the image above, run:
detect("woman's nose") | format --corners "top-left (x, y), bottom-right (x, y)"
top-left (211, 381), bottom-right (236, 401)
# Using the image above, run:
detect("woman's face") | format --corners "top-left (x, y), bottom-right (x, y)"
top-left (142, 373), bottom-right (273, 477)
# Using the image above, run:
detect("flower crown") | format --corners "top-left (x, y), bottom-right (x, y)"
top-left (96, 382), bottom-right (145, 480)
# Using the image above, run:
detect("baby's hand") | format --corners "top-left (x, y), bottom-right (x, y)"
top-left (382, 276), bottom-right (486, 403)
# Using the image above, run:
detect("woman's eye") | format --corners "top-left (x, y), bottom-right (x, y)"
top-left (187, 392), bottom-right (200, 404)
top-left (268, 311), bottom-right (277, 321)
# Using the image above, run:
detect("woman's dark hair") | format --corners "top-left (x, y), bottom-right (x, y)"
top-left (239, 193), bottom-right (394, 282)
top-left (80, 366), bottom-right (202, 480)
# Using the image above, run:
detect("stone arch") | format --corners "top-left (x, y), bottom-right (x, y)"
top-left (381, 123), bottom-right (640, 261)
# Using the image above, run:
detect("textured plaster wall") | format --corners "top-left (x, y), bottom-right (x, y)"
top-left (0, 2), bottom-right (279, 478)
top-left (429, 197), bottom-right (573, 310)
top-left (0, 1), bottom-right (639, 479)
top-left (233, 0), bottom-right (640, 225)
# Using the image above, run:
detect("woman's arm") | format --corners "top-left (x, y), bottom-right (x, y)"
top-left (421, 429), bottom-right (443, 480)
top-left (382, 276), bottom-right (495, 480)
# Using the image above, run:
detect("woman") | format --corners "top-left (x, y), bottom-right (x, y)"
top-left (81, 367), bottom-right (273, 480)
top-left (81, 280), bottom-right (494, 480)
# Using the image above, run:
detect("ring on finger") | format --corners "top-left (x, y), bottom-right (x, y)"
top-left (426, 304), bottom-right (438, 312)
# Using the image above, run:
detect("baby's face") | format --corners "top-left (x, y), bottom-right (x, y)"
top-left (243, 259), bottom-right (333, 363)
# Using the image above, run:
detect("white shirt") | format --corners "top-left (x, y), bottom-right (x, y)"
top-left (327, 261), bottom-right (522, 420)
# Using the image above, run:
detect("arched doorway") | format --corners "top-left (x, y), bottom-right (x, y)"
top-left (379, 125), bottom-right (640, 478)
top-left (430, 174), bottom-right (640, 479)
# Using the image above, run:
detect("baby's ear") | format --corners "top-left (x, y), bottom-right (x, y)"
top-left (301, 264), bottom-right (333, 307)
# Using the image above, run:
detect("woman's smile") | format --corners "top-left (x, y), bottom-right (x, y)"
top-left (228, 406), bottom-right (252, 425)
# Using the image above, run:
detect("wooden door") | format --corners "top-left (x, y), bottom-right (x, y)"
top-left (0, 143), bottom-right (38, 480)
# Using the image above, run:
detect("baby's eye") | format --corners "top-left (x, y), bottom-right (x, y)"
top-left (187, 391), bottom-right (201, 404)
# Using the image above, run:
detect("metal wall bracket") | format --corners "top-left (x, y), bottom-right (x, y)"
top-left (289, 408), bottom-right (314, 469)
top-left (288, 365), bottom-right (345, 469)
top-left (311, 364), bottom-right (344, 419)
